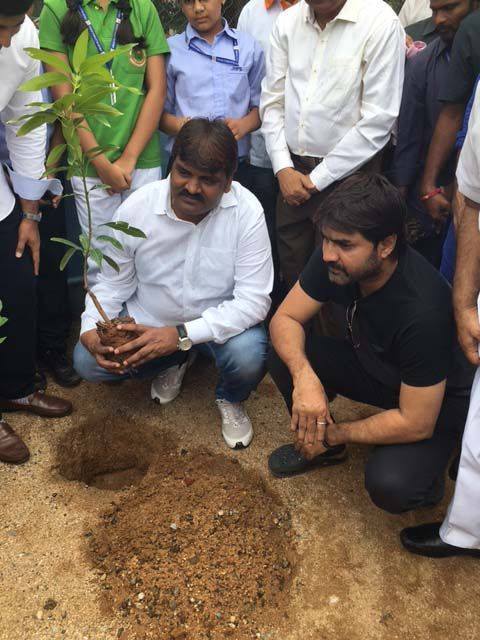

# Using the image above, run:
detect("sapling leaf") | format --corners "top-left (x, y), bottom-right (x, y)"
top-left (102, 222), bottom-right (146, 238)
top-left (17, 113), bottom-right (58, 136)
top-left (90, 248), bottom-right (104, 268)
top-left (79, 234), bottom-right (89, 253)
top-left (51, 237), bottom-right (82, 251)
top-left (24, 48), bottom-right (72, 76)
top-left (0, 317), bottom-right (8, 328)
top-left (89, 183), bottom-right (112, 192)
top-left (0, 300), bottom-right (3, 312)
top-left (20, 72), bottom-right (68, 92)
top-left (79, 44), bottom-right (133, 74)
top-left (0, 337), bottom-right (5, 345)
top-left (59, 247), bottom-right (76, 271)
top-left (118, 225), bottom-right (147, 239)
top-left (46, 144), bottom-right (67, 167)
top-left (103, 255), bottom-right (120, 273)
top-left (82, 103), bottom-right (122, 117)
top-left (72, 29), bottom-right (89, 72)
top-left (96, 235), bottom-right (124, 251)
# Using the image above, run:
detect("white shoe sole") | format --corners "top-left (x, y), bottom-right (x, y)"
top-left (150, 360), bottom-right (190, 406)
top-left (222, 425), bottom-right (254, 450)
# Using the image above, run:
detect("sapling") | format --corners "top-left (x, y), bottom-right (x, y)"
top-left (15, 30), bottom-right (147, 361)
top-left (0, 300), bottom-right (7, 345)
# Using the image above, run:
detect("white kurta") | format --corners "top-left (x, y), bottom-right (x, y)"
top-left (439, 84), bottom-right (480, 550)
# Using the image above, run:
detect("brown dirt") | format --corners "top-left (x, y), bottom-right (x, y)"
top-left (97, 317), bottom-right (137, 363)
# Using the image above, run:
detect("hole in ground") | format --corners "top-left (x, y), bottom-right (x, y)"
top-left (55, 414), bottom-right (158, 490)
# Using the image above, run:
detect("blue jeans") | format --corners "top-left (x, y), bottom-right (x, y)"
top-left (73, 324), bottom-right (268, 403)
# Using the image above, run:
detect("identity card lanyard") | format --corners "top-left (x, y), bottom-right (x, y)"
top-left (77, 5), bottom-right (123, 105)
top-left (186, 34), bottom-right (240, 67)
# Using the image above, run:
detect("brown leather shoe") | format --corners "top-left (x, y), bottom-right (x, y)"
top-left (0, 420), bottom-right (30, 464)
top-left (0, 391), bottom-right (73, 418)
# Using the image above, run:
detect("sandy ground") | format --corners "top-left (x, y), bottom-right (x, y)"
top-left (0, 357), bottom-right (479, 640)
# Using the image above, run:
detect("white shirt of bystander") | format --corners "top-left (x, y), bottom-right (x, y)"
top-left (0, 16), bottom-right (46, 221)
top-left (398, 0), bottom-right (432, 28)
top-left (260, 0), bottom-right (405, 192)
top-left (81, 178), bottom-right (274, 345)
top-left (457, 84), bottom-right (480, 205)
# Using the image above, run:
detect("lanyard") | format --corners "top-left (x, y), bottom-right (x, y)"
top-left (186, 32), bottom-right (239, 67)
top-left (77, 5), bottom-right (123, 103)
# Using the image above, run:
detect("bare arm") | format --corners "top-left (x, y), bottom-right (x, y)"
top-left (225, 107), bottom-right (261, 140)
top-left (159, 112), bottom-right (190, 136)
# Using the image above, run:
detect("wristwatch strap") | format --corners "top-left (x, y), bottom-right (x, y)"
top-left (22, 211), bottom-right (42, 222)
top-left (176, 324), bottom-right (188, 339)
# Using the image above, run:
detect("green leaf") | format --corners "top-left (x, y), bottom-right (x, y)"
top-left (119, 225), bottom-right (147, 239)
top-left (46, 144), bottom-right (67, 168)
top-left (20, 72), bottom-right (68, 92)
top-left (0, 300), bottom-right (3, 313)
top-left (0, 316), bottom-right (8, 328)
top-left (83, 67), bottom-right (116, 84)
top-left (72, 29), bottom-right (89, 72)
top-left (24, 48), bottom-right (72, 77)
top-left (79, 234), bottom-right (89, 253)
top-left (90, 248), bottom-right (103, 268)
top-left (89, 114), bottom-right (112, 128)
top-left (79, 44), bottom-right (133, 74)
top-left (0, 337), bottom-right (6, 345)
top-left (103, 254), bottom-right (120, 273)
top-left (82, 103), bottom-right (122, 117)
top-left (96, 235), bottom-right (124, 251)
top-left (17, 113), bottom-right (58, 136)
top-left (102, 222), bottom-right (147, 238)
top-left (89, 183), bottom-right (111, 192)
top-left (59, 247), bottom-right (76, 271)
top-left (51, 237), bottom-right (82, 252)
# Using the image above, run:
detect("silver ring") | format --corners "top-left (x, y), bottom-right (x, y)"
top-left (316, 420), bottom-right (327, 425)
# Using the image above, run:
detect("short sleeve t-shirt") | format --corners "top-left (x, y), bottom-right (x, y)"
top-left (299, 246), bottom-right (474, 395)
top-left (39, 0), bottom-right (169, 176)
top-left (439, 10), bottom-right (480, 104)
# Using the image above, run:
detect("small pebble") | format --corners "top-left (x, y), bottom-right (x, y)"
top-left (170, 523), bottom-right (178, 531)
top-left (137, 593), bottom-right (145, 601)
top-left (35, 610), bottom-right (43, 621)
top-left (43, 598), bottom-right (58, 611)
top-left (217, 510), bottom-right (224, 517)
top-left (328, 595), bottom-right (340, 605)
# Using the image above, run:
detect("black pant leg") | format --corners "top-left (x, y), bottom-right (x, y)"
top-left (37, 196), bottom-right (71, 355)
top-left (365, 394), bottom-right (469, 514)
top-left (0, 206), bottom-right (36, 399)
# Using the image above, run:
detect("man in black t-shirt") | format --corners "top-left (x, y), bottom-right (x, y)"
top-left (268, 174), bottom-right (474, 518)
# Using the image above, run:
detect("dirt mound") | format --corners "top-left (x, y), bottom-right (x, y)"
top-left (56, 417), bottom-right (296, 640)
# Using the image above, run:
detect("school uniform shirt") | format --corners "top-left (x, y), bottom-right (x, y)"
top-left (259, 0), bottom-right (405, 192)
top-left (81, 178), bottom-right (274, 344)
top-left (398, 0), bottom-right (431, 28)
top-left (237, 0), bottom-right (285, 169)
top-left (0, 16), bottom-right (46, 222)
top-left (39, 0), bottom-right (169, 177)
top-left (164, 21), bottom-right (265, 160)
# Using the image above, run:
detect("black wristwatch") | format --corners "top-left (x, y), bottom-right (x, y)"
top-left (176, 324), bottom-right (193, 352)
top-left (322, 424), bottom-right (335, 449)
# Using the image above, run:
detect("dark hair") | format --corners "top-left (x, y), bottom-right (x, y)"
top-left (0, 0), bottom-right (34, 16)
top-left (60, 0), bottom-right (144, 49)
top-left (316, 173), bottom-right (406, 253)
top-left (171, 118), bottom-right (238, 178)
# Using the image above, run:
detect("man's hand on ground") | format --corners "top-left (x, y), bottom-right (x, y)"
top-left (16, 219), bottom-right (40, 275)
top-left (81, 329), bottom-right (125, 373)
top-left (456, 307), bottom-right (480, 366)
top-left (291, 367), bottom-right (332, 448)
top-left (113, 324), bottom-right (179, 368)
top-left (277, 168), bottom-right (312, 206)
top-left (423, 191), bottom-right (451, 231)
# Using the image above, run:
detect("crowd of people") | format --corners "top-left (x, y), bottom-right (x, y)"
top-left (1, 0), bottom-right (480, 559)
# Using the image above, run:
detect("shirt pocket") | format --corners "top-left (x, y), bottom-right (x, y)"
top-left (221, 67), bottom-right (250, 104)
top-left (198, 246), bottom-right (235, 300)
top-left (321, 56), bottom-right (359, 109)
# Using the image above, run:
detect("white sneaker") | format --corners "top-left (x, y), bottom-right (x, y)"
top-left (151, 353), bottom-right (196, 405)
top-left (216, 399), bottom-right (253, 449)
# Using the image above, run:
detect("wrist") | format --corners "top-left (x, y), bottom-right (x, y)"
top-left (420, 187), bottom-right (444, 202)
top-left (326, 422), bottom-right (348, 446)
top-left (291, 361), bottom-right (316, 385)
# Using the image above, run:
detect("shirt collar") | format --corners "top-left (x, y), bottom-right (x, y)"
top-left (158, 178), bottom-right (238, 219)
top-left (303, 0), bottom-right (360, 26)
top-left (265, 0), bottom-right (298, 10)
top-left (185, 18), bottom-right (235, 45)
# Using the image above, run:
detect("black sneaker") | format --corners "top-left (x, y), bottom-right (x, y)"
top-left (38, 350), bottom-right (82, 388)
top-left (268, 442), bottom-right (347, 478)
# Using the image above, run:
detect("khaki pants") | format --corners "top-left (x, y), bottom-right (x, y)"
top-left (276, 153), bottom-right (382, 290)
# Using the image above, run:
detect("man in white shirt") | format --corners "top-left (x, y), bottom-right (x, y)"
top-left (260, 0), bottom-right (405, 289)
top-left (74, 119), bottom-right (273, 450)
top-left (0, 1), bottom-right (72, 466)
top-left (401, 83), bottom-right (480, 558)
top-left (237, 0), bottom-right (296, 309)
top-left (398, 0), bottom-right (432, 28)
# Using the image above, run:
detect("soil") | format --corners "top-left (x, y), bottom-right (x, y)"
top-left (1, 357), bottom-right (480, 640)
top-left (96, 317), bottom-right (137, 364)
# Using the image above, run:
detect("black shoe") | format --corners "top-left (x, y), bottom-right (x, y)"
top-left (400, 522), bottom-right (480, 558)
top-left (34, 369), bottom-right (47, 392)
top-left (268, 442), bottom-right (347, 478)
top-left (38, 350), bottom-right (82, 388)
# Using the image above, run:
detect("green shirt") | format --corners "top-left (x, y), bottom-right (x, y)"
top-left (39, 0), bottom-right (169, 177)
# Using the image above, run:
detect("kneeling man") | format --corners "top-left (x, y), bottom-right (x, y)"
top-left (268, 174), bottom-right (473, 520)
top-left (74, 119), bottom-right (273, 449)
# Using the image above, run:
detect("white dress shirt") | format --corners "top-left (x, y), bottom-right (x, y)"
top-left (81, 179), bottom-right (273, 344)
top-left (260, 0), bottom-right (405, 192)
top-left (398, 0), bottom-right (432, 28)
top-left (457, 83), bottom-right (480, 205)
top-left (0, 16), bottom-right (47, 221)
top-left (237, 0), bottom-right (284, 169)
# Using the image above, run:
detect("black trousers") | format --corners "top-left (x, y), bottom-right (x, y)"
top-left (269, 334), bottom-right (470, 514)
top-left (37, 195), bottom-right (71, 355)
top-left (0, 206), bottom-right (36, 399)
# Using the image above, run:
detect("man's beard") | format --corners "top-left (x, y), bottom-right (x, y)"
top-left (327, 253), bottom-right (382, 286)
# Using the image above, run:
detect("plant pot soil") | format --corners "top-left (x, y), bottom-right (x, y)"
top-left (96, 316), bottom-right (137, 364)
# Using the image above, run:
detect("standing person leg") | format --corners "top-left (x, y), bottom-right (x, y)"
top-left (37, 186), bottom-right (80, 387)
top-left (195, 324), bottom-right (268, 449)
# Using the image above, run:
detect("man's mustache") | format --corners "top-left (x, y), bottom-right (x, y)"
top-left (326, 262), bottom-right (348, 275)
top-left (179, 190), bottom-right (204, 202)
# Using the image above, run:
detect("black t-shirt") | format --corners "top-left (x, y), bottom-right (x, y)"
top-left (439, 10), bottom-right (480, 103)
top-left (300, 246), bottom-right (474, 395)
